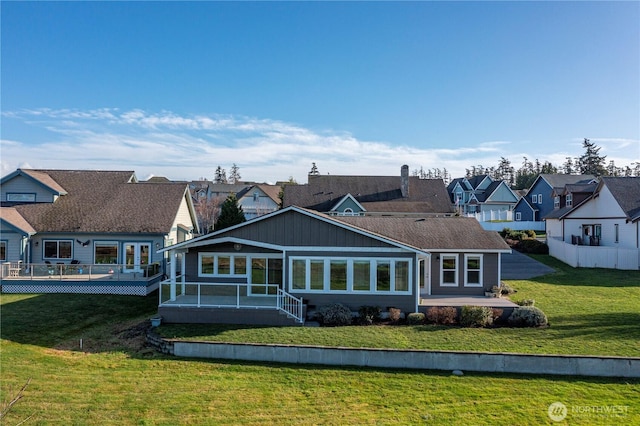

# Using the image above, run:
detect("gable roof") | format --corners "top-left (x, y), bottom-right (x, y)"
top-left (335, 216), bottom-right (510, 252)
top-left (0, 207), bottom-right (37, 235)
top-left (1, 168), bottom-right (70, 195)
top-left (283, 175), bottom-right (453, 214)
top-left (236, 184), bottom-right (281, 204)
top-left (514, 196), bottom-right (537, 213)
top-left (9, 170), bottom-right (193, 234)
top-left (532, 174), bottom-right (596, 192)
top-left (600, 177), bottom-right (640, 222)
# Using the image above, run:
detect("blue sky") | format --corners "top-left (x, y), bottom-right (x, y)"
top-left (1, 1), bottom-right (638, 183)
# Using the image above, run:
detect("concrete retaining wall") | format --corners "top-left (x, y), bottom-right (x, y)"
top-left (171, 341), bottom-right (640, 378)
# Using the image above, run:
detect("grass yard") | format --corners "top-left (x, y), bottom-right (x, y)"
top-left (1, 257), bottom-right (639, 424)
top-left (161, 256), bottom-right (640, 357)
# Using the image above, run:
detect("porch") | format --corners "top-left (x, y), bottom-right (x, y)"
top-left (0, 263), bottom-right (163, 295)
top-left (158, 280), bottom-right (304, 325)
top-left (419, 295), bottom-right (518, 308)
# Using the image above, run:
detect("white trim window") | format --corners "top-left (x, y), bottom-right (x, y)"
top-left (566, 193), bottom-right (573, 207)
top-left (614, 224), bottom-right (619, 243)
top-left (531, 194), bottom-right (538, 204)
top-left (440, 255), bottom-right (458, 287)
top-left (198, 253), bottom-right (247, 277)
top-left (43, 240), bottom-right (73, 260)
top-left (289, 257), bottom-right (412, 294)
top-left (464, 254), bottom-right (483, 287)
top-left (554, 196), bottom-right (560, 209)
top-left (0, 241), bottom-right (6, 261)
top-left (94, 241), bottom-right (118, 264)
top-left (515, 212), bottom-right (522, 221)
top-left (538, 193), bottom-right (543, 204)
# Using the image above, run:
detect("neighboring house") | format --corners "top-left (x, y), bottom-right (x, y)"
top-left (448, 175), bottom-right (518, 215)
top-left (547, 177), bottom-right (640, 248)
top-left (157, 206), bottom-right (510, 325)
top-left (189, 181), bottom-right (280, 228)
top-left (515, 174), bottom-right (596, 223)
top-left (544, 182), bottom-right (598, 241)
top-left (236, 184), bottom-right (281, 220)
top-left (0, 169), bottom-right (199, 294)
top-left (283, 165), bottom-right (454, 217)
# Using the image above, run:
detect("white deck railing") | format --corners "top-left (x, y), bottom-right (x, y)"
top-left (159, 280), bottom-right (304, 323)
top-left (0, 263), bottom-right (160, 281)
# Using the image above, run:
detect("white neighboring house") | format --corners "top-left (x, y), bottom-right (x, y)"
top-left (547, 177), bottom-right (640, 270)
top-left (236, 184), bottom-right (281, 220)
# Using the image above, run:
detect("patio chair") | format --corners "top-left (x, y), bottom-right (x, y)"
top-left (45, 260), bottom-right (55, 275)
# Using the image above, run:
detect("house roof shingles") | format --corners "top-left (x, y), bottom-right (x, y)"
top-left (601, 177), bottom-right (640, 221)
top-left (11, 170), bottom-right (189, 234)
top-left (283, 175), bottom-right (453, 214)
top-left (0, 207), bottom-right (37, 234)
top-left (335, 216), bottom-right (510, 251)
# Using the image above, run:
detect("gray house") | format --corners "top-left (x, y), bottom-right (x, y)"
top-left (158, 206), bottom-right (510, 325)
top-left (282, 165), bottom-right (455, 217)
top-left (1, 169), bottom-right (199, 295)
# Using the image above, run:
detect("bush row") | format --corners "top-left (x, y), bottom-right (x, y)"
top-left (315, 303), bottom-right (548, 328)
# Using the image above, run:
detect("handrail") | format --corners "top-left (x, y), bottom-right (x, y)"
top-left (277, 288), bottom-right (304, 323)
top-left (0, 263), bottom-right (162, 281)
top-left (159, 280), bottom-right (305, 323)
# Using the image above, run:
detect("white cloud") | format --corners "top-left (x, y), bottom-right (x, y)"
top-left (2, 108), bottom-right (638, 183)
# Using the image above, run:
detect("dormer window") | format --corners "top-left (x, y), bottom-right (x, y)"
top-left (554, 196), bottom-right (560, 209)
top-left (7, 193), bottom-right (36, 203)
top-left (253, 191), bottom-right (259, 202)
top-left (566, 193), bottom-right (573, 207)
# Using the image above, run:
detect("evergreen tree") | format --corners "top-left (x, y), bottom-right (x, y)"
top-left (577, 138), bottom-right (607, 176)
top-left (228, 163), bottom-right (241, 184)
top-left (562, 157), bottom-right (575, 174)
top-left (214, 166), bottom-right (227, 184)
top-left (214, 193), bottom-right (246, 231)
top-left (309, 162), bottom-right (320, 175)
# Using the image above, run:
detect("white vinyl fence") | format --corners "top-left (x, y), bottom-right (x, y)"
top-left (548, 237), bottom-right (640, 270)
top-left (465, 211), bottom-right (545, 232)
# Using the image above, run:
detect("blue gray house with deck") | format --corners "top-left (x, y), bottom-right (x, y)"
top-left (0, 169), bottom-right (198, 295)
top-left (158, 206), bottom-right (511, 325)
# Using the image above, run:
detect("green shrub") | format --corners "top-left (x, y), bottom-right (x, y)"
top-left (516, 299), bottom-right (535, 306)
top-left (515, 239), bottom-right (549, 254)
top-left (358, 305), bottom-right (382, 325)
top-left (459, 306), bottom-right (493, 327)
top-left (388, 307), bottom-right (402, 323)
top-left (407, 312), bottom-right (425, 325)
top-left (500, 227), bottom-right (512, 238)
top-left (525, 229), bottom-right (537, 238)
top-left (318, 303), bottom-right (353, 326)
top-left (426, 306), bottom-right (457, 325)
top-left (508, 306), bottom-right (548, 327)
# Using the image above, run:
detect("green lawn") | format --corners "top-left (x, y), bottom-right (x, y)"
top-left (160, 256), bottom-right (640, 357)
top-left (1, 258), bottom-right (639, 424)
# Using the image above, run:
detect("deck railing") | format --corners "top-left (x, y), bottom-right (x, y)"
top-left (0, 263), bottom-right (161, 281)
top-left (159, 280), bottom-right (305, 323)
top-left (277, 288), bottom-right (304, 323)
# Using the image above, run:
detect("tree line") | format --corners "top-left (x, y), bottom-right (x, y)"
top-left (414, 139), bottom-right (638, 189)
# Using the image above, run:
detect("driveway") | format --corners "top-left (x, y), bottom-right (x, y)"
top-left (501, 250), bottom-right (555, 280)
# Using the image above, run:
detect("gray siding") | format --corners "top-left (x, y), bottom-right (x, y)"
top-left (1, 175), bottom-right (57, 203)
top-left (217, 210), bottom-right (394, 248)
top-left (430, 252), bottom-right (499, 296)
top-left (0, 225), bottom-right (28, 262)
top-left (30, 233), bottom-right (165, 265)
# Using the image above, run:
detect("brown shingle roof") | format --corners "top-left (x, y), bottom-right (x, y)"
top-left (0, 207), bottom-right (36, 234)
top-left (283, 175), bottom-right (453, 214)
top-left (335, 216), bottom-right (510, 251)
top-left (13, 170), bottom-right (189, 234)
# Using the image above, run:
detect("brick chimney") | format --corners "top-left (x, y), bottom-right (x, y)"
top-left (401, 165), bottom-right (409, 198)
